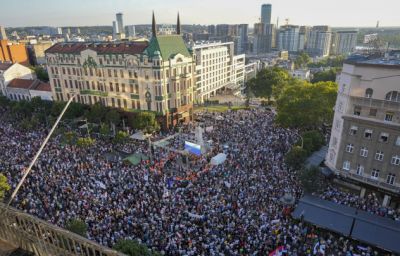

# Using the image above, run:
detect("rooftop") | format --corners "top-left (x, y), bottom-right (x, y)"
top-left (45, 42), bottom-right (149, 55)
top-left (146, 35), bottom-right (191, 60)
top-left (7, 79), bottom-right (51, 92)
top-left (345, 54), bottom-right (400, 68)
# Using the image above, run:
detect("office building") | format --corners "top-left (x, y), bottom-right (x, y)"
top-left (0, 40), bottom-right (29, 65)
top-left (0, 26), bottom-right (7, 40)
top-left (112, 21), bottom-right (118, 40)
top-left (192, 41), bottom-right (245, 103)
top-left (208, 25), bottom-right (216, 36)
top-left (253, 23), bottom-right (276, 54)
top-left (236, 24), bottom-right (248, 54)
top-left (45, 13), bottom-right (194, 127)
top-left (278, 25), bottom-right (301, 53)
top-left (6, 78), bottom-right (52, 101)
top-left (331, 30), bottom-right (358, 56)
top-left (326, 54), bottom-right (400, 206)
top-left (307, 26), bottom-right (332, 57)
top-left (261, 4), bottom-right (272, 24)
top-left (116, 13), bottom-right (124, 35)
top-left (0, 63), bottom-right (35, 96)
top-left (126, 25), bottom-right (136, 38)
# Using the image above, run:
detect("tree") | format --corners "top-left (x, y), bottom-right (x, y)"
top-left (85, 103), bottom-right (106, 124)
top-left (113, 131), bottom-right (129, 144)
top-left (295, 51), bottom-right (311, 69)
top-left (0, 95), bottom-right (10, 108)
top-left (311, 69), bottom-right (338, 83)
top-left (276, 81), bottom-right (338, 130)
top-left (64, 102), bottom-right (86, 120)
top-left (247, 67), bottom-right (292, 101)
top-left (105, 109), bottom-right (121, 126)
top-left (302, 130), bottom-right (325, 154)
top-left (0, 174), bottom-right (11, 201)
top-left (65, 219), bottom-right (87, 237)
top-left (113, 239), bottom-right (160, 256)
top-left (76, 137), bottom-right (95, 148)
top-left (285, 146), bottom-right (308, 170)
top-left (299, 166), bottom-right (325, 193)
top-left (99, 123), bottom-right (111, 137)
top-left (32, 66), bottom-right (49, 82)
top-left (130, 112), bottom-right (160, 133)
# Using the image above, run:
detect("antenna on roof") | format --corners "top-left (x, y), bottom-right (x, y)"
top-left (152, 11), bottom-right (157, 38)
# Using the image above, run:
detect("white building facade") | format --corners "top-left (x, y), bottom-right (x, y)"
top-left (192, 41), bottom-right (245, 103)
top-left (0, 63), bottom-right (35, 96)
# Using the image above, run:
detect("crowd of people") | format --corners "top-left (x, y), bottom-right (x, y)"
top-left (319, 186), bottom-right (400, 221)
top-left (0, 105), bottom-right (393, 255)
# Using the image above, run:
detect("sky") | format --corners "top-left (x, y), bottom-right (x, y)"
top-left (0, 0), bottom-right (399, 28)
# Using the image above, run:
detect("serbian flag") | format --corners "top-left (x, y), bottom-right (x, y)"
top-left (269, 246), bottom-right (286, 256)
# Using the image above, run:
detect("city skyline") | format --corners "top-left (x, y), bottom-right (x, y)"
top-left (0, 0), bottom-right (399, 28)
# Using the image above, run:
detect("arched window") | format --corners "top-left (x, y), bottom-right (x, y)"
top-left (385, 91), bottom-right (400, 102)
top-left (365, 88), bottom-right (373, 98)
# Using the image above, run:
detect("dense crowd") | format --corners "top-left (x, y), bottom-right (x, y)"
top-left (320, 186), bottom-right (400, 221)
top-left (0, 106), bottom-right (393, 255)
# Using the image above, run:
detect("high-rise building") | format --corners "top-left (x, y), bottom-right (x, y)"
top-left (326, 54), bottom-right (400, 205)
top-left (116, 13), bottom-right (124, 35)
top-left (112, 21), bottom-right (118, 39)
top-left (236, 24), bottom-right (249, 54)
top-left (261, 4), bottom-right (272, 24)
top-left (278, 25), bottom-right (301, 53)
top-left (126, 25), bottom-right (136, 38)
top-left (216, 24), bottom-right (230, 37)
top-left (253, 23), bottom-right (275, 54)
top-left (208, 25), bottom-right (216, 36)
top-left (307, 26), bottom-right (332, 57)
top-left (0, 26), bottom-right (7, 40)
top-left (331, 30), bottom-right (358, 56)
top-left (45, 13), bottom-right (195, 128)
top-left (192, 41), bottom-right (245, 103)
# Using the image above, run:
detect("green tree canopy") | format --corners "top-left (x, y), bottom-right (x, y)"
top-left (299, 166), bottom-right (325, 193)
top-left (130, 112), bottom-right (160, 133)
top-left (285, 146), bottom-right (308, 170)
top-left (311, 68), bottom-right (339, 83)
top-left (85, 103), bottom-right (107, 123)
top-left (32, 66), bottom-right (49, 82)
top-left (105, 109), bottom-right (121, 126)
top-left (0, 173), bottom-right (11, 201)
top-left (113, 239), bottom-right (160, 256)
top-left (302, 130), bottom-right (325, 154)
top-left (247, 67), bottom-right (292, 101)
top-left (295, 51), bottom-right (311, 69)
top-left (65, 219), bottom-right (87, 237)
top-left (276, 81), bottom-right (338, 130)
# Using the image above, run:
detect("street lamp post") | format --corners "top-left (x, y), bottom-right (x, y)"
top-left (6, 95), bottom-right (77, 208)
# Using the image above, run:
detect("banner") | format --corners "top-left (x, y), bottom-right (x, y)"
top-left (269, 246), bottom-right (286, 256)
top-left (185, 141), bottom-right (201, 156)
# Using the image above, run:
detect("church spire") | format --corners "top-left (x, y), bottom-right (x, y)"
top-left (152, 11), bottom-right (157, 37)
top-left (177, 12), bottom-right (181, 35)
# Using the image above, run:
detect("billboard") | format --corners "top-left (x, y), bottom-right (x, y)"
top-left (185, 141), bottom-right (201, 156)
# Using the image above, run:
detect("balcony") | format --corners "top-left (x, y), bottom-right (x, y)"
top-left (351, 96), bottom-right (400, 112)
top-left (339, 170), bottom-right (400, 194)
top-left (80, 90), bottom-right (108, 97)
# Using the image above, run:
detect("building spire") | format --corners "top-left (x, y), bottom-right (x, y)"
top-left (152, 11), bottom-right (157, 37)
top-left (177, 12), bottom-right (181, 35)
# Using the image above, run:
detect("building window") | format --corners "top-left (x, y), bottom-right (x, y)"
top-left (387, 173), bottom-right (396, 185)
top-left (356, 164), bottom-right (364, 175)
top-left (345, 144), bottom-right (354, 153)
top-left (385, 91), bottom-right (400, 102)
top-left (369, 108), bottom-right (377, 117)
top-left (360, 147), bottom-right (368, 157)
top-left (396, 136), bottom-right (400, 146)
top-left (364, 129), bottom-right (373, 139)
top-left (375, 150), bottom-right (384, 161)
top-left (371, 169), bottom-right (380, 180)
top-left (343, 161), bottom-right (351, 171)
top-left (379, 132), bottom-right (389, 143)
top-left (349, 126), bottom-right (358, 136)
top-left (353, 106), bottom-right (361, 116)
top-left (365, 88), bottom-right (373, 98)
top-left (385, 112), bottom-right (394, 122)
top-left (391, 155), bottom-right (400, 166)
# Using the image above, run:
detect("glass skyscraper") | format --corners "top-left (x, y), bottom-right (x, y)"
top-left (261, 4), bottom-right (272, 24)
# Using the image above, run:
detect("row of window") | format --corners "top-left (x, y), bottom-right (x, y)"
top-left (342, 162), bottom-right (396, 185)
top-left (345, 143), bottom-right (400, 164)
top-left (364, 88), bottom-right (400, 103)
top-left (349, 125), bottom-right (400, 145)
top-left (353, 105), bottom-right (395, 122)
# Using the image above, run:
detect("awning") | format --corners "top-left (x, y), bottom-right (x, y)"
top-left (130, 131), bottom-right (150, 141)
top-left (124, 153), bottom-right (149, 165)
top-left (292, 195), bottom-right (356, 236)
top-left (210, 153), bottom-right (227, 165)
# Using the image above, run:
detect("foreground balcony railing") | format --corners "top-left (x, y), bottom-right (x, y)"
top-left (0, 202), bottom-right (125, 256)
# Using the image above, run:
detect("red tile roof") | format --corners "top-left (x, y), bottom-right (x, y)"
top-left (7, 79), bottom-right (51, 92)
top-left (45, 42), bottom-right (149, 55)
top-left (7, 79), bottom-right (35, 89)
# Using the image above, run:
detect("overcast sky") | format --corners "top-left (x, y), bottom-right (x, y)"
top-left (1, 0), bottom-right (399, 27)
